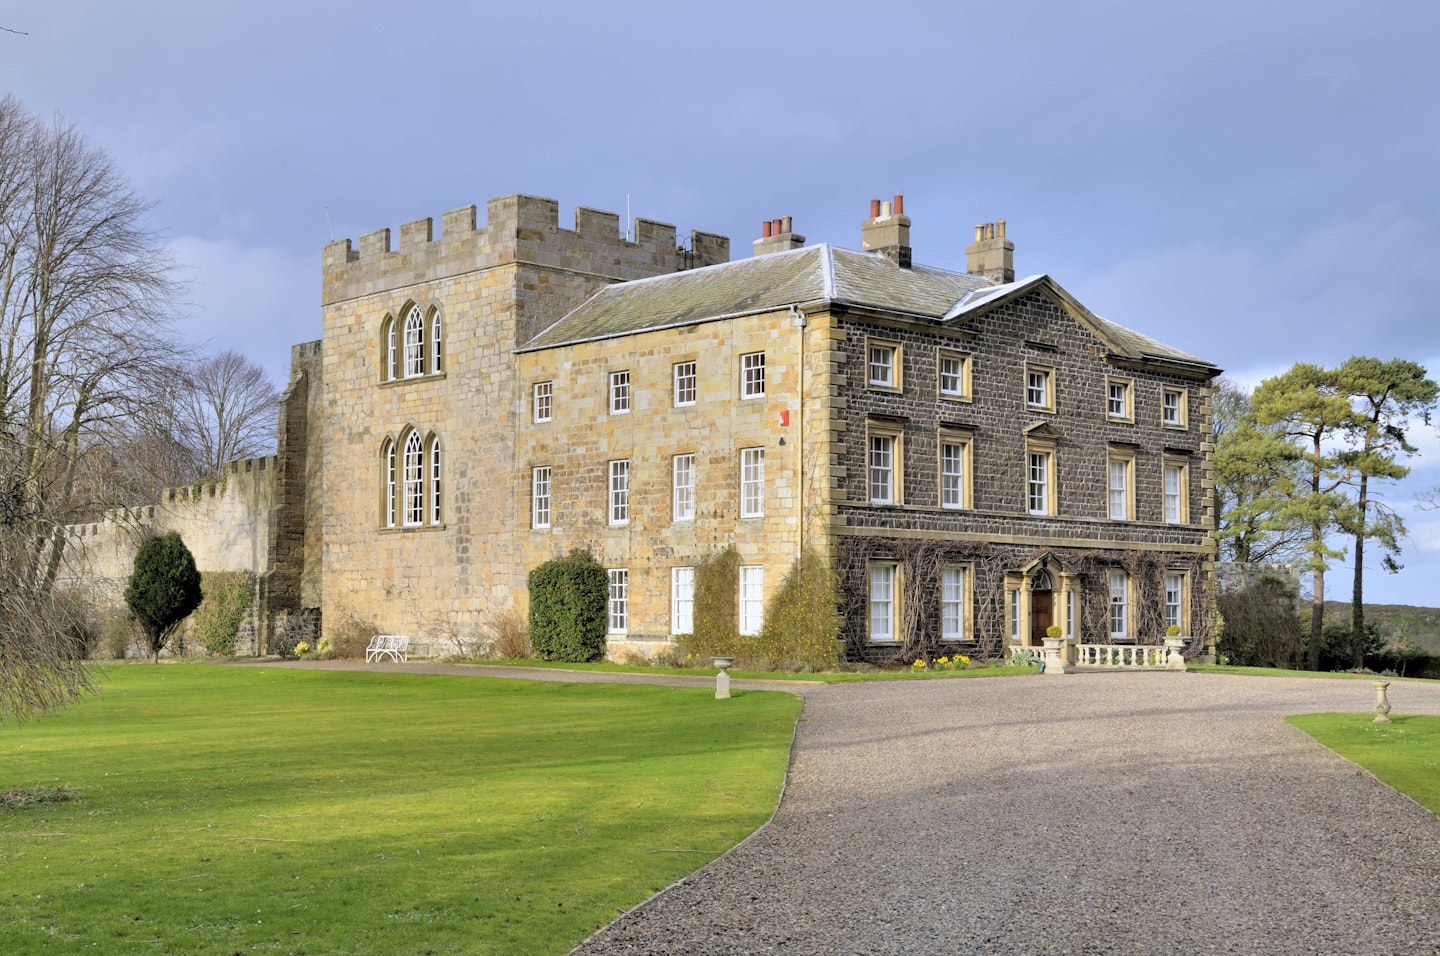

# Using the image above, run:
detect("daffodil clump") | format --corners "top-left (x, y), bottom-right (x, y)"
top-left (911, 655), bottom-right (972, 672)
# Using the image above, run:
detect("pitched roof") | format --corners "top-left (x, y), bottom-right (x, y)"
top-left (517, 244), bottom-right (1218, 372)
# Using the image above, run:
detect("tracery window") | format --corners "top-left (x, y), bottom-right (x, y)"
top-left (381, 429), bottom-right (444, 529)
top-left (403, 306), bottom-right (425, 379)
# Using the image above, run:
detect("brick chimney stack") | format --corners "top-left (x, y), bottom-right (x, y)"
top-left (966, 219), bottom-right (1014, 284)
top-left (860, 195), bottom-right (912, 268)
top-left (752, 215), bottom-right (806, 256)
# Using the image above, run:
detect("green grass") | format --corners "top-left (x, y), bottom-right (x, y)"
top-left (1287, 714), bottom-right (1440, 814)
top-left (0, 665), bottom-right (801, 955)
top-left (1192, 664), bottom-right (1437, 682)
top-left (469, 658), bottom-right (1037, 682)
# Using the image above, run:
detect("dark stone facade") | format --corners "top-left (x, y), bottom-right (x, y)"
top-left (827, 287), bottom-right (1217, 661)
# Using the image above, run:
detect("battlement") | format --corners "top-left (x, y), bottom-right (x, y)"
top-left (322, 193), bottom-right (729, 306)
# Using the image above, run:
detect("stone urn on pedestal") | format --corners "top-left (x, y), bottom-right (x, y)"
top-left (1041, 625), bottom-right (1067, 676)
top-left (1163, 625), bottom-right (1188, 670)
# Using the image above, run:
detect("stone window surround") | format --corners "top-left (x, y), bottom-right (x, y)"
top-left (1025, 435), bottom-right (1057, 516)
top-left (937, 348), bottom-right (972, 401)
top-left (1163, 386), bottom-right (1189, 429)
top-left (673, 453), bottom-right (696, 522)
top-left (940, 563), bottom-right (975, 643)
top-left (1106, 375), bottom-right (1135, 423)
top-left (1163, 454), bottom-right (1190, 525)
top-left (867, 560), bottom-right (900, 644)
top-left (1107, 444), bottom-right (1136, 522)
top-left (739, 565), bottom-right (764, 636)
top-left (671, 566), bottom-right (695, 635)
top-left (866, 419), bottom-right (905, 506)
top-left (1025, 362), bottom-right (1055, 412)
top-left (1108, 568), bottom-right (1132, 641)
top-left (673, 360), bottom-right (697, 407)
top-left (866, 336), bottom-right (902, 392)
top-left (608, 459), bottom-right (630, 525)
top-left (937, 425), bottom-right (973, 510)
top-left (1164, 570), bottom-right (1189, 633)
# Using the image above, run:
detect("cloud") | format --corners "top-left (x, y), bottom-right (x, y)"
top-left (166, 236), bottom-right (318, 386)
top-left (1071, 213), bottom-right (1440, 373)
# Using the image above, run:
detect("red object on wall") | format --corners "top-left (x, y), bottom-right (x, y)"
top-left (779, 410), bottom-right (790, 427)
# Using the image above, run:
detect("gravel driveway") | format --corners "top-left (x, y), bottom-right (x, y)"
top-left (569, 672), bottom-right (1440, 956)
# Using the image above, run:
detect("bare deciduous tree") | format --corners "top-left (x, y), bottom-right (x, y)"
top-left (176, 350), bottom-right (279, 475)
top-left (0, 94), bottom-right (181, 719)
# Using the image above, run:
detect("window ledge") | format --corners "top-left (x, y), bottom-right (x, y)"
top-left (379, 372), bottom-right (446, 389)
top-left (378, 523), bottom-right (446, 534)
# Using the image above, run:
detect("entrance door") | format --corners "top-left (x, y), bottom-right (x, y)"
top-left (1029, 591), bottom-right (1053, 645)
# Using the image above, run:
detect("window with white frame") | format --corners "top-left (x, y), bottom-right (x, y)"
top-left (740, 352), bottom-right (765, 399)
top-left (740, 447), bottom-right (764, 517)
top-left (383, 316), bottom-right (397, 381)
top-left (1107, 379), bottom-right (1132, 421)
top-left (1009, 588), bottom-right (1021, 642)
top-left (1164, 460), bottom-right (1187, 524)
top-left (607, 569), bottom-right (628, 633)
top-left (941, 567), bottom-right (967, 642)
top-left (532, 466), bottom-right (551, 529)
top-left (671, 567), bottom-right (695, 635)
top-left (431, 309), bottom-right (443, 374)
top-left (1163, 388), bottom-right (1186, 427)
top-left (939, 350), bottom-right (969, 398)
top-left (609, 459), bottom-right (629, 525)
top-left (533, 382), bottom-right (553, 423)
top-left (673, 361), bottom-right (697, 407)
top-left (869, 434), bottom-right (894, 504)
top-left (1025, 365), bottom-right (1053, 410)
top-left (1108, 455), bottom-right (1131, 520)
top-left (867, 341), bottom-right (897, 388)
top-left (739, 565), bottom-right (764, 636)
top-left (673, 453), bottom-right (695, 521)
top-left (1066, 589), bottom-right (1078, 641)
top-left (403, 305), bottom-right (425, 379)
top-left (1164, 572), bottom-right (1185, 632)
top-left (609, 371), bottom-right (631, 414)
top-left (940, 439), bottom-right (967, 509)
top-left (383, 439), bottom-right (397, 527)
top-left (1027, 448), bottom-right (1052, 515)
top-left (402, 431), bottom-right (424, 526)
top-left (429, 436), bottom-right (442, 524)
top-left (868, 563), bottom-right (896, 641)
top-left (1109, 570), bottom-right (1129, 640)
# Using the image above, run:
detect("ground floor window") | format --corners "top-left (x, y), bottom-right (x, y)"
top-left (608, 569), bottom-right (628, 633)
top-left (1164, 572), bottom-right (1185, 632)
top-left (1108, 570), bottom-right (1129, 640)
top-left (941, 567), bottom-right (966, 642)
top-left (739, 565), bottom-right (764, 636)
top-left (672, 567), bottom-right (694, 635)
top-left (868, 563), bottom-right (897, 641)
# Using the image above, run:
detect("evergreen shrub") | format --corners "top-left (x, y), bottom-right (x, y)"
top-left (124, 532), bottom-right (203, 662)
top-left (528, 549), bottom-right (607, 662)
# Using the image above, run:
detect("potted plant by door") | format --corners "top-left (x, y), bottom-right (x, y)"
top-left (1164, 625), bottom-right (1187, 667)
top-left (1043, 625), bottom-right (1064, 650)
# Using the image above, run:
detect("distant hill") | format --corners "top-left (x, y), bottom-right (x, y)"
top-left (1323, 601), bottom-right (1440, 654)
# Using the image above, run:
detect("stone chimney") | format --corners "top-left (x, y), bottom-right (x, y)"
top-left (860, 195), bottom-right (912, 268)
top-left (966, 220), bottom-right (1014, 284)
top-left (752, 215), bottom-right (805, 256)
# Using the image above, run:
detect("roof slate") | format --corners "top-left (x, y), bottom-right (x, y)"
top-left (517, 243), bottom-right (1216, 370)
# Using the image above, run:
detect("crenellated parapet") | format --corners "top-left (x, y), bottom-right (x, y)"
top-left (322, 193), bottom-right (729, 306)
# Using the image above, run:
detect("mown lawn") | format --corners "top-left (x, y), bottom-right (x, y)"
top-left (1193, 664), bottom-right (1437, 683)
top-left (0, 665), bottom-right (802, 955)
top-left (1287, 713), bottom-right (1440, 814)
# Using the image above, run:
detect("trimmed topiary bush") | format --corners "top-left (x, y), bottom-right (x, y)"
top-left (528, 549), bottom-right (607, 662)
top-left (124, 531), bottom-right (203, 663)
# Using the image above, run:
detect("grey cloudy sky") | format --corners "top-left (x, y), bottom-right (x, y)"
top-left (7, 1), bottom-right (1439, 605)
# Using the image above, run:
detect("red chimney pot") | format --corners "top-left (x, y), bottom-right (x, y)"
top-left (893, 194), bottom-right (904, 216)
top-left (772, 218), bottom-right (783, 235)
top-left (762, 220), bottom-right (773, 238)
top-left (870, 199), bottom-right (881, 218)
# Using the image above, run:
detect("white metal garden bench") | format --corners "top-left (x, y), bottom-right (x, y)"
top-left (365, 634), bottom-right (410, 663)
